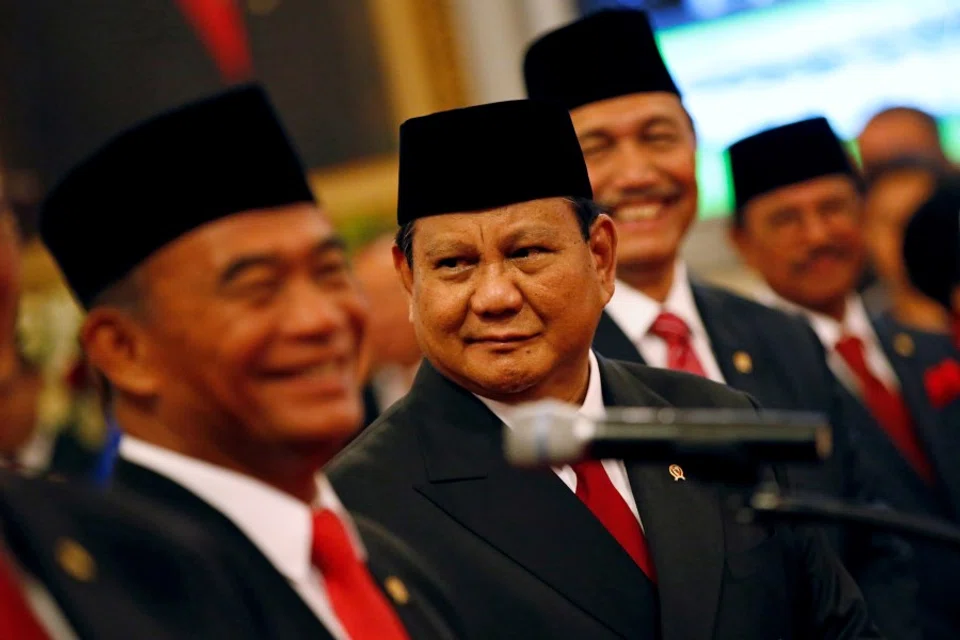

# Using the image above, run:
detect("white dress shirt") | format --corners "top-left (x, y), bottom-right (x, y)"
top-left (475, 350), bottom-right (645, 530)
top-left (119, 437), bottom-right (362, 640)
top-left (605, 261), bottom-right (726, 384)
top-left (758, 290), bottom-right (900, 398)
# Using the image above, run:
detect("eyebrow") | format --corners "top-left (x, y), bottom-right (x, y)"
top-left (423, 239), bottom-right (477, 261)
top-left (502, 227), bottom-right (558, 246)
top-left (578, 114), bottom-right (681, 141)
top-left (218, 235), bottom-right (346, 286)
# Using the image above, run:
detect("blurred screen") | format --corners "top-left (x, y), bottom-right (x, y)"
top-left (579, 0), bottom-right (960, 218)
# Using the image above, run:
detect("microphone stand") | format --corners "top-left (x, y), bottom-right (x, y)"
top-left (738, 482), bottom-right (960, 551)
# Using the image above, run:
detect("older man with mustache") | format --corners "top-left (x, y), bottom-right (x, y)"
top-left (729, 116), bottom-right (960, 640)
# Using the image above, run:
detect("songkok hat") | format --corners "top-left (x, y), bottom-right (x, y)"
top-left (396, 99), bottom-right (592, 225)
top-left (903, 175), bottom-right (960, 309)
top-left (524, 9), bottom-right (680, 111)
top-left (729, 117), bottom-right (856, 222)
top-left (40, 83), bottom-right (315, 308)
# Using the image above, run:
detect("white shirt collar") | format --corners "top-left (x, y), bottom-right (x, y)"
top-left (758, 288), bottom-right (874, 348)
top-left (118, 436), bottom-right (364, 584)
top-left (474, 350), bottom-right (605, 425)
top-left (605, 261), bottom-right (708, 343)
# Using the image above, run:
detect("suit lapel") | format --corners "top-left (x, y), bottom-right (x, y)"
top-left (599, 357), bottom-right (725, 640)
top-left (594, 310), bottom-right (646, 364)
top-left (409, 362), bottom-right (658, 639)
top-left (874, 316), bottom-right (960, 516)
top-left (691, 283), bottom-right (774, 401)
top-left (110, 459), bottom-right (334, 640)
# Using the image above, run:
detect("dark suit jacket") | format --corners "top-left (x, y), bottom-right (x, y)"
top-left (362, 383), bottom-right (382, 428)
top-left (328, 356), bottom-right (879, 639)
top-left (856, 314), bottom-right (960, 639)
top-left (592, 282), bottom-right (917, 639)
top-left (107, 459), bottom-right (464, 640)
top-left (0, 469), bottom-right (259, 640)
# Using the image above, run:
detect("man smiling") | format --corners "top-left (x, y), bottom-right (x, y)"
top-left (328, 98), bottom-right (878, 639)
top-left (39, 84), bottom-right (462, 640)
top-left (729, 117), bottom-right (960, 639)
top-left (523, 10), bottom-right (916, 638)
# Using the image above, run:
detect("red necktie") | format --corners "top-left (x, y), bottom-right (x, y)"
top-left (572, 460), bottom-right (657, 583)
top-left (311, 509), bottom-right (410, 640)
top-left (649, 311), bottom-right (707, 377)
top-left (834, 336), bottom-right (935, 484)
top-left (0, 554), bottom-right (50, 639)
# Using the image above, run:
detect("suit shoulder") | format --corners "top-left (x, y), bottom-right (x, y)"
top-left (698, 284), bottom-right (812, 331)
top-left (609, 359), bottom-right (758, 409)
top-left (327, 395), bottom-right (421, 479)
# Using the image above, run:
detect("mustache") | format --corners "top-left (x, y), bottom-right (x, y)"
top-left (599, 187), bottom-right (684, 211)
top-left (792, 245), bottom-right (852, 273)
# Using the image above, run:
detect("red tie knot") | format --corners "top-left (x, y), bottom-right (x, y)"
top-left (649, 311), bottom-right (691, 344)
top-left (834, 335), bottom-right (869, 371)
top-left (311, 509), bottom-right (357, 574)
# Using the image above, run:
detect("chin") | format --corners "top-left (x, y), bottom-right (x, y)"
top-left (618, 244), bottom-right (678, 271)
top-left (270, 404), bottom-right (363, 443)
top-left (463, 365), bottom-right (545, 399)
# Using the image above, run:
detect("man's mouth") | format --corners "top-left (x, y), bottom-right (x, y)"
top-left (616, 202), bottom-right (666, 223)
top-left (467, 333), bottom-right (537, 344)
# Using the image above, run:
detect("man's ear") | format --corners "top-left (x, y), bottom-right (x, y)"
top-left (392, 243), bottom-right (414, 296)
top-left (589, 213), bottom-right (618, 303)
top-left (81, 309), bottom-right (161, 398)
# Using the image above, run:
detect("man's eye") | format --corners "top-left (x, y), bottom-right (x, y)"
top-left (437, 257), bottom-right (468, 269)
top-left (646, 131), bottom-right (677, 144)
top-left (513, 247), bottom-right (547, 259)
top-left (315, 259), bottom-right (348, 277)
top-left (582, 142), bottom-right (611, 156)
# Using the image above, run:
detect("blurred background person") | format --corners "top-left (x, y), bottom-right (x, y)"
top-left (730, 117), bottom-right (960, 640)
top-left (352, 233), bottom-right (421, 426)
top-left (903, 174), bottom-right (960, 333)
top-left (863, 157), bottom-right (955, 336)
top-left (858, 107), bottom-right (953, 178)
top-left (524, 12), bottom-right (916, 637)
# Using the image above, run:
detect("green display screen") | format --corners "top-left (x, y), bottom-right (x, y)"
top-left (650, 0), bottom-right (960, 219)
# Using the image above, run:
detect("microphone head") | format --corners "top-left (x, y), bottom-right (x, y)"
top-left (503, 399), bottom-right (595, 467)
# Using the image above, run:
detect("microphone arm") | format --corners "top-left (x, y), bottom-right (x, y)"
top-left (740, 483), bottom-right (960, 551)
top-left (503, 399), bottom-right (960, 550)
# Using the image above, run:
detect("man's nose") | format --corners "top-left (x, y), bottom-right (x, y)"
top-left (608, 141), bottom-right (660, 195)
top-left (282, 278), bottom-right (356, 340)
top-left (469, 264), bottom-right (523, 317)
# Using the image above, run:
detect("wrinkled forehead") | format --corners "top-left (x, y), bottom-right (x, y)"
top-left (147, 201), bottom-right (337, 274)
top-left (411, 198), bottom-right (578, 252)
top-left (569, 92), bottom-right (689, 137)
top-left (744, 174), bottom-right (861, 218)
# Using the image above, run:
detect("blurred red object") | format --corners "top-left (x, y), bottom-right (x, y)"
top-left (64, 358), bottom-right (89, 392)
top-left (0, 553), bottom-right (50, 639)
top-left (175, 0), bottom-right (253, 83)
top-left (924, 358), bottom-right (960, 409)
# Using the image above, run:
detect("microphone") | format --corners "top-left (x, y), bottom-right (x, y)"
top-left (503, 400), bottom-right (832, 468)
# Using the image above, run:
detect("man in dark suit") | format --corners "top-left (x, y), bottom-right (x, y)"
top-left (328, 98), bottom-right (879, 638)
top-left (522, 9), bottom-right (915, 638)
top-left (0, 468), bottom-right (267, 639)
top-left (37, 84), bottom-right (462, 640)
top-left (728, 117), bottom-right (960, 639)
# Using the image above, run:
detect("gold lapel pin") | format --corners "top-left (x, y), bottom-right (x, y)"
top-left (668, 464), bottom-right (686, 482)
top-left (384, 576), bottom-right (410, 606)
top-left (893, 333), bottom-right (915, 358)
top-left (733, 351), bottom-right (753, 374)
top-left (56, 538), bottom-right (97, 583)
